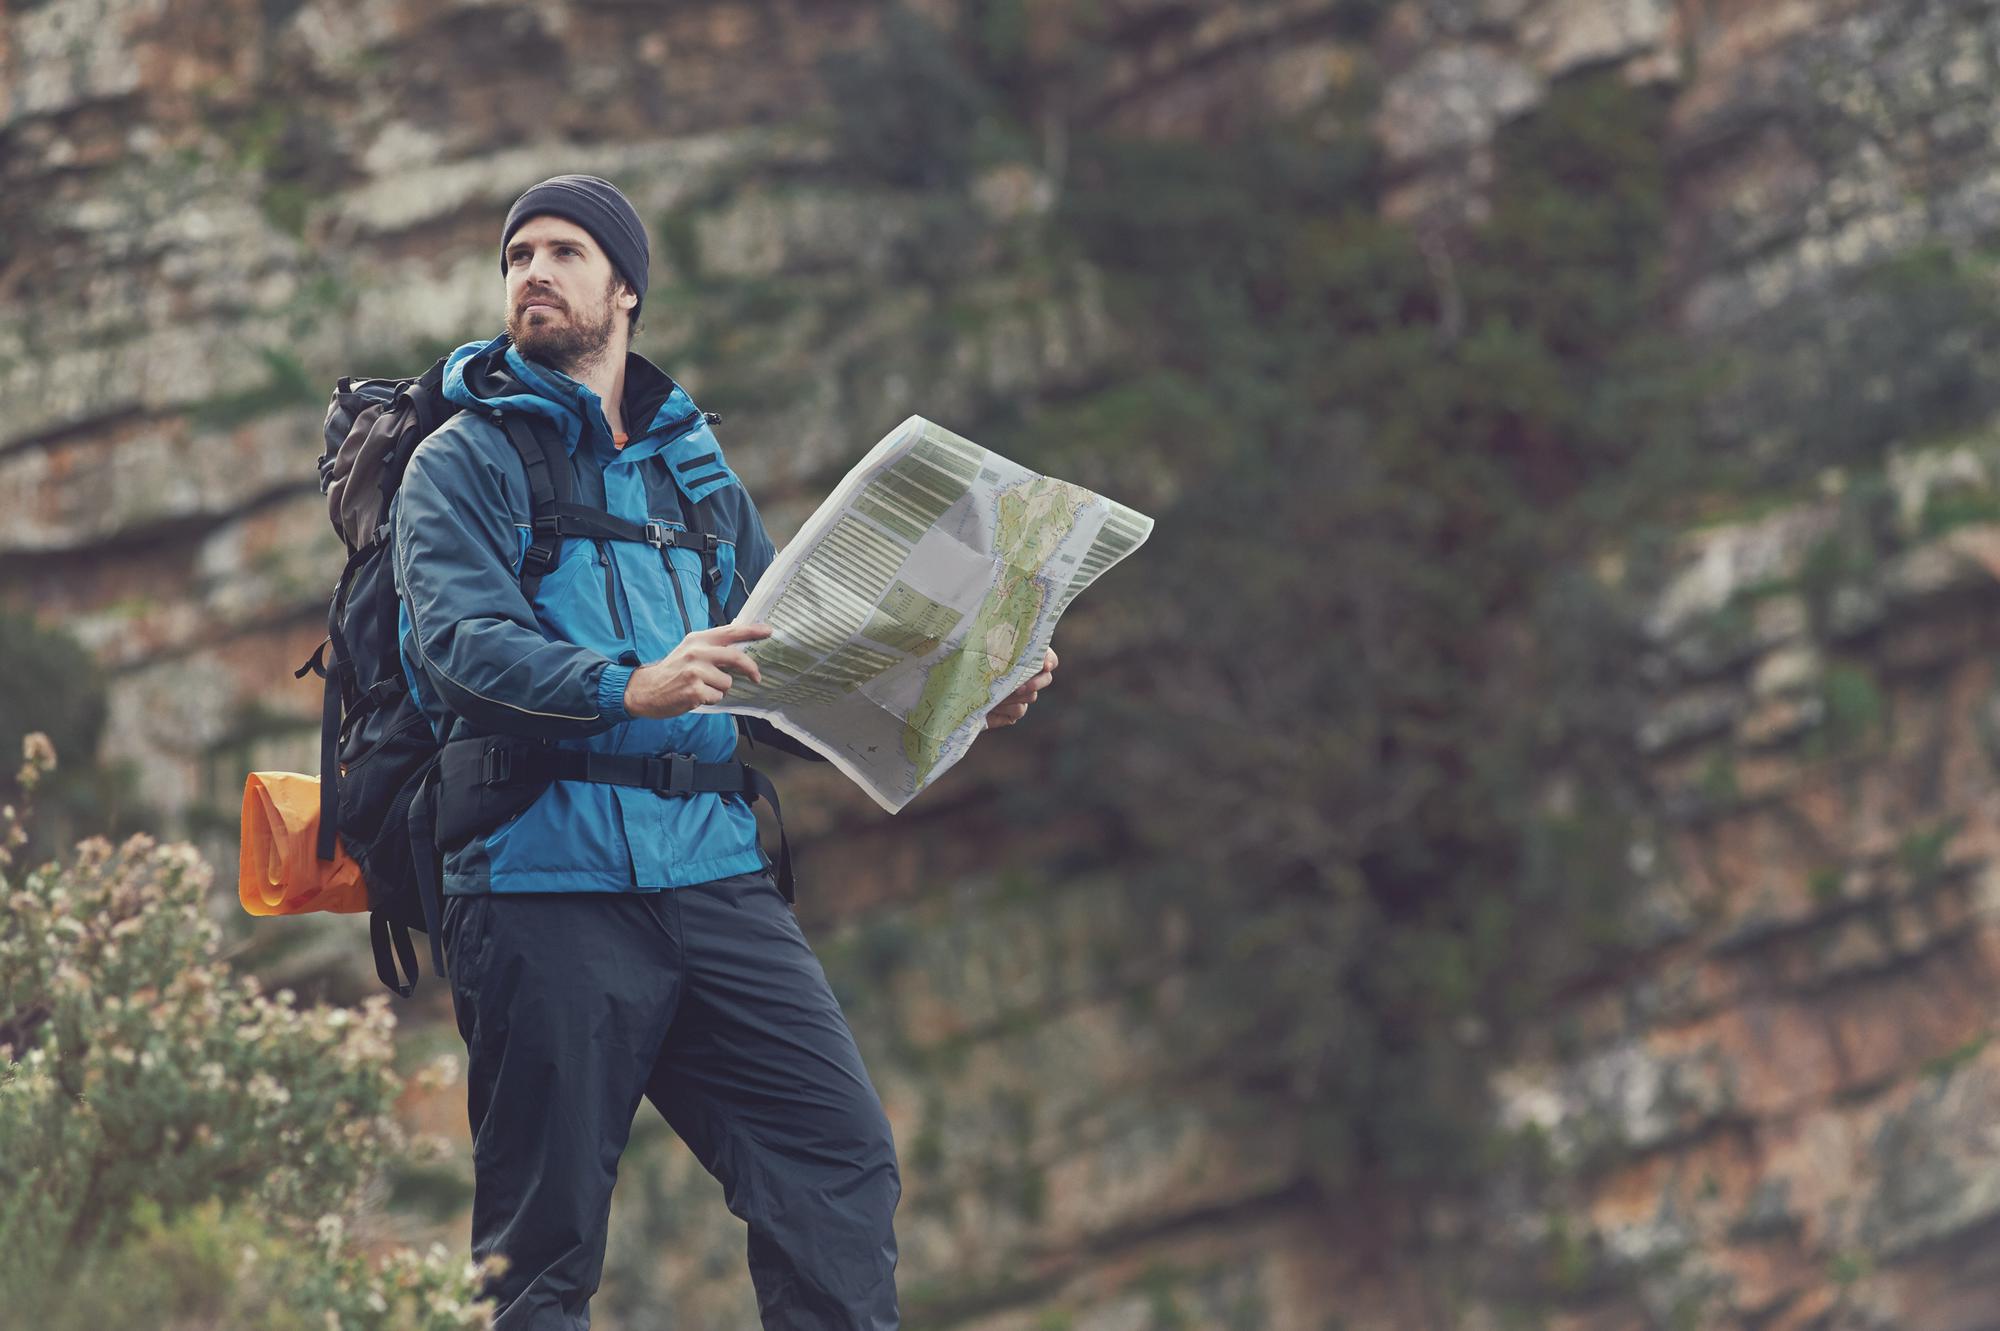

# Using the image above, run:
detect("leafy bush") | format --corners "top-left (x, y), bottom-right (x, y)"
top-left (0, 736), bottom-right (497, 1330)
top-left (980, 69), bottom-right (1704, 1191)
top-left (0, 607), bottom-right (152, 857)
top-left (821, 6), bottom-right (998, 190)
top-left (1712, 243), bottom-right (2000, 487)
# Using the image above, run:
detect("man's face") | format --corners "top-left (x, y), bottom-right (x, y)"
top-left (503, 215), bottom-right (634, 375)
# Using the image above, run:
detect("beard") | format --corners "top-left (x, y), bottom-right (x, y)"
top-left (506, 277), bottom-right (619, 377)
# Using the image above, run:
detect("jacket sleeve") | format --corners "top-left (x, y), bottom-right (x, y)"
top-left (393, 424), bottom-right (634, 739)
top-left (718, 480), bottom-right (828, 763)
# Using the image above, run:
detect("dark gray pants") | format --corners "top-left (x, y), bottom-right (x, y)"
top-left (441, 871), bottom-right (901, 1329)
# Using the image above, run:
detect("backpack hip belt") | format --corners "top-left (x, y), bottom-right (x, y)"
top-left (433, 734), bottom-right (795, 899)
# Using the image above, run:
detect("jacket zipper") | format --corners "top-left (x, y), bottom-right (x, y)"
top-left (663, 539), bottom-right (695, 635)
top-left (595, 539), bottom-right (626, 638)
top-left (657, 407), bottom-right (701, 439)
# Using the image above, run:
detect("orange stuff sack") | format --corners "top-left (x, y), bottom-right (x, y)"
top-left (239, 772), bottom-right (370, 916)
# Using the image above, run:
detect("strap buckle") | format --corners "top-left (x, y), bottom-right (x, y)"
top-left (644, 520), bottom-right (673, 548)
top-left (521, 543), bottom-right (556, 576)
top-left (481, 745), bottom-right (512, 786)
top-left (645, 752), bottom-right (697, 796)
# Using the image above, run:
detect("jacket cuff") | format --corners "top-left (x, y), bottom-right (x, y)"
top-left (595, 662), bottom-right (635, 724)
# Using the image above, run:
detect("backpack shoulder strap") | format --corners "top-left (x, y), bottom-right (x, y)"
top-left (497, 413), bottom-right (573, 601)
top-left (674, 485), bottom-right (731, 628)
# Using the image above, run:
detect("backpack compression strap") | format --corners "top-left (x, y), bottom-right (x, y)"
top-left (400, 763), bottom-right (448, 992)
top-left (306, 541), bottom-right (377, 863)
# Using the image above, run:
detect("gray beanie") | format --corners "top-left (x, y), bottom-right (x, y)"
top-left (500, 174), bottom-right (650, 319)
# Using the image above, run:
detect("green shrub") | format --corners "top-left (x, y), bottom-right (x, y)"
top-left (0, 607), bottom-right (150, 858)
top-left (982, 68), bottom-right (1699, 1193)
top-left (0, 736), bottom-right (496, 1330)
top-left (815, 3), bottom-right (1709, 1220)
top-left (1716, 243), bottom-right (2000, 489)
top-left (821, 6), bottom-right (997, 189)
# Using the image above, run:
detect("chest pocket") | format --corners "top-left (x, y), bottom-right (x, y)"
top-left (655, 533), bottom-right (711, 633)
top-left (641, 455), bottom-right (738, 629)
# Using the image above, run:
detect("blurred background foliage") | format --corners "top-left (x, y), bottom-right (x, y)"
top-left (820, 6), bottom-right (1699, 1196)
top-left (0, 607), bottom-right (156, 865)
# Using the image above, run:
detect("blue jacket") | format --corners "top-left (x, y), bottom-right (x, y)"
top-left (392, 333), bottom-right (780, 894)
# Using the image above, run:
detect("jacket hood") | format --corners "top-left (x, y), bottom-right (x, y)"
top-left (441, 334), bottom-right (705, 465)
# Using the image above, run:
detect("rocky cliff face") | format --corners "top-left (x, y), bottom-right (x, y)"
top-left (12, 1), bottom-right (2000, 1327)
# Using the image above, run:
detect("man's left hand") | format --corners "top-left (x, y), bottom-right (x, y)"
top-left (986, 647), bottom-right (1057, 730)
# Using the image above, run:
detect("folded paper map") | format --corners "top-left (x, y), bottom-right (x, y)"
top-left (700, 416), bottom-right (1154, 812)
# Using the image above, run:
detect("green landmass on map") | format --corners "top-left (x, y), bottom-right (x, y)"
top-left (900, 477), bottom-right (1092, 789)
top-left (861, 581), bottom-right (965, 658)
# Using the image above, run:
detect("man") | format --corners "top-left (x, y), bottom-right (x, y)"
top-left (391, 175), bottom-right (1057, 1330)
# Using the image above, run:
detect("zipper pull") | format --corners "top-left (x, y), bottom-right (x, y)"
top-left (703, 411), bottom-right (721, 426)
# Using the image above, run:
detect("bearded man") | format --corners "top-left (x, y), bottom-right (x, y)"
top-left (389, 175), bottom-right (1056, 1330)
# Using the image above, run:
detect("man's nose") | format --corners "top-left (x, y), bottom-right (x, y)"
top-left (521, 250), bottom-right (560, 288)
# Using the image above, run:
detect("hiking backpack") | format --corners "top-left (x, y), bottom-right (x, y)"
top-left (300, 355), bottom-right (794, 998)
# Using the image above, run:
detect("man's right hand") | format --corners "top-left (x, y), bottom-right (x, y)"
top-left (623, 622), bottom-right (773, 718)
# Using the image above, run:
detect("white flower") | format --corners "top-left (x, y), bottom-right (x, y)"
top-left (414, 1052), bottom-right (462, 1090)
top-left (246, 1073), bottom-right (291, 1106)
top-left (22, 732), bottom-right (56, 768)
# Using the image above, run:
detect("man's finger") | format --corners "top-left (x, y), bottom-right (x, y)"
top-left (721, 648), bottom-right (762, 684)
top-left (709, 621), bottom-right (774, 644)
top-left (1006, 671), bottom-right (1052, 703)
top-left (690, 644), bottom-right (765, 684)
top-left (695, 662), bottom-right (733, 692)
top-left (1044, 646), bottom-right (1058, 671)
